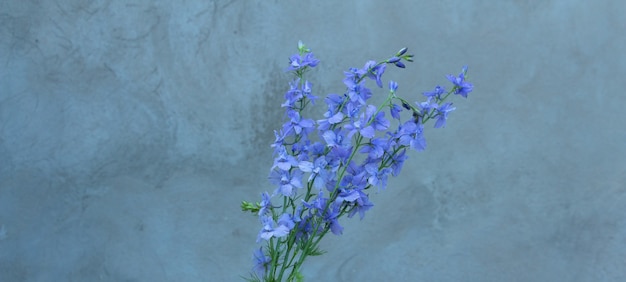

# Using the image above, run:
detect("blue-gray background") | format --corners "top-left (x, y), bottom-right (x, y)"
top-left (1, 1), bottom-right (625, 281)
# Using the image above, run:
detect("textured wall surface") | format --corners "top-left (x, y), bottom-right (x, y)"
top-left (1, 1), bottom-right (625, 281)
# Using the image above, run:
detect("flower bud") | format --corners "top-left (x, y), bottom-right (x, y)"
top-left (396, 47), bottom-right (408, 56)
top-left (388, 56), bottom-right (401, 63)
top-left (389, 80), bottom-right (398, 92)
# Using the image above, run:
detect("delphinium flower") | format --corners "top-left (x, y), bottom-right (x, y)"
top-left (434, 102), bottom-right (456, 128)
top-left (253, 248), bottom-right (271, 277)
top-left (447, 66), bottom-right (473, 98)
top-left (241, 41), bottom-right (473, 282)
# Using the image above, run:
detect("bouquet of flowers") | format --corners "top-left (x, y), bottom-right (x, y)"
top-left (241, 41), bottom-right (473, 281)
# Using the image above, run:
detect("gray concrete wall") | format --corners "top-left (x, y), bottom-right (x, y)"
top-left (1, 1), bottom-right (625, 281)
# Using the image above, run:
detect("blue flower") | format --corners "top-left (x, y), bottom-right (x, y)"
top-left (346, 82), bottom-right (372, 107)
top-left (272, 145), bottom-right (298, 171)
top-left (298, 156), bottom-right (330, 190)
top-left (294, 214), bottom-right (315, 243)
top-left (434, 102), bottom-right (456, 128)
top-left (366, 105), bottom-right (389, 131)
top-left (389, 148), bottom-right (408, 176)
top-left (396, 120), bottom-right (427, 151)
top-left (446, 66), bottom-right (473, 98)
top-left (335, 188), bottom-right (361, 203)
top-left (360, 137), bottom-right (388, 159)
top-left (282, 79), bottom-right (303, 108)
top-left (389, 80), bottom-right (398, 92)
top-left (343, 67), bottom-right (360, 88)
top-left (347, 190), bottom-right (374, 220)
top-left (288, 52), bottom-right (320, 71)
top-left (389, 103), bottom-right (402, 120)
top-left (291, 140), bottom-right (312, 162)
top-left (302, 80), bottom-right (317, 104)
top-left (358, 61), bottom-right (386, 88)
top-left (303, 192), bottom-right (328, 216)
top-left (344, 115), bottom-right (375, 139)
top-left (257, 213), bottom-right (295, 242)
top-left (324, 93), bottom-right (345, 113)
top-left (310, 142), bottom-right (326, 158)
top-left (269, 169), bottom-right (303, 197)
top-left (253, 247), bottom-right (271, 277)
top-left (423, 85), bottom-right (445, 100)
top-left (258, 192), bottom-right (272, 217)
top-left (322, 130), bottom-right (347, 148)
top-left (317, 110), bottom-right (344, 131)
top-left (271, 129), bottom-right (286, 148)
top-left (417, 97), bottom-right (436, 117)
top-left (364, 162), bottom-right (392, 190)
top-left (343, 163), bottom-right (368, 188)
top-left (282, 110), bottom-right (315, 136)
top-left (328, 145), bottom-right (352, 166)
top-left (324, 202), bottom-right (344, 235)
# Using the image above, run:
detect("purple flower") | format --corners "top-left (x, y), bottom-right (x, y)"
top-left (258, 192), bottom-right (272, 217)
top-left (417, 97), bottom-right (436, 116)
top-left (282, 110), bottom-right (314, 136)
top-left (322, 130), bottom-right (347, 148)
top-left (271, 129), bottom-right (286, 148)
top-left (360, 137), bottom-right (388, 159)
top-left (282, 79), bottom-right (303, 108)
top-left (324, 203), bottom-right (344, 235)
top-left (389, 80), bottom-right (398, 92)
top-left (343, 67), bottom-right (360, 88)
top-left (423, 85), bottom-right (445, 100)
top-left (272, 145), bottom-right (298, 171)
top-left (447, 66), bottom-right (473, 98)
top-left (291, 140), bottom-right (312, 162)
top-left (253, 247), bottom-right (271, 276)
top-left (364, 163), bottom-right (392, 190)
top-left (324, 93), bottom-right (345, 113)
top-left (344, 116), bottom-right (375, 139)
top-left (303, 192), bottom-right (328, 216)
top-left (317, 110), bottom-right (344, 131)
top-left (335, 188), bottom-right (361, 203)
top-left (298, 156), bottom-right (330, 190)
top-left (302, 80), bottom-right (317, 103)
top-left (269, 169), bottom-right (303, 197)
top-left (288, 52), bottom-right (320, 71)
top-left (366, 105), bottom-right (389, 131)
top-left (396, 120), bottom-right (427, 151)
top-left (434, 102), bottom-right (456, 128)
top-left (389, 148), bottom-right (408, 176)
top-left (346, 82), bottom-right (373, 106)
top-left (344, 105), bottom-right (387, 139)
top-left (347, 190), bottom-right (374, 220)
top-left (310, 142), bottom-right (326, 158)
top-left (257, 213), bottom-right (295, 242)
top-left (343, 162), bottom-right (368, 188)
top-left (328, 145), bottom-right (352, 166)
top-left (294, 214), bottom-right (316, 243)
top-left (390, 103), bottom-right (402, 120)
top-left (358, 61), bottom-right (386, 88)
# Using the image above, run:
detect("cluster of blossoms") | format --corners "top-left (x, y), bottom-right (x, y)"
top-left (241, 41), bottom-right (473, 281)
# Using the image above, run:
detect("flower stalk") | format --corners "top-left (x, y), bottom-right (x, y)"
top-left (242, 41), bottom-right (474, 281)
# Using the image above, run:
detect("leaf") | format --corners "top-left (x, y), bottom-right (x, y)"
top-left (307, 246), bottom-right (327, 256)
